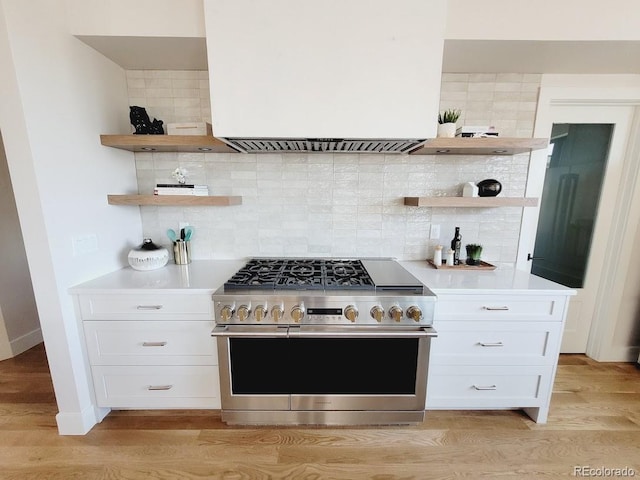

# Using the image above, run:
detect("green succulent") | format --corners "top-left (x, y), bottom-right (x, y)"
top-left (465, 244), bottom-right (483, 260)
top-left (438, 109), bottom-right (461, 124)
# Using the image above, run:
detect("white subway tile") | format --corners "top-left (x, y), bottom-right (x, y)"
top-left (127, 68), bottom-right (541, 261)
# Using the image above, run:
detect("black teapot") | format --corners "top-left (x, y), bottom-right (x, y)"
top-left (477, 179), bottom-right (502, 197)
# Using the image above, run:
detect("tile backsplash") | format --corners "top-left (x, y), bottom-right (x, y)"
top-left (127, 71), bottom-right (540, 262)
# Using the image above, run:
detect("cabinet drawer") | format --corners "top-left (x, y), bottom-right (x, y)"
top-left (78, 293), bottom-right (212, 320)
top-left (435, 295), bottom-right (566, 322)
top-left (91, 365), bottom-right (220, 408)
top-left (427, 365), bottom-right (551, 409)
top-left (84, 321), bottom-right (216, 366)
top-left (430, 322), bottom-right (562, 366)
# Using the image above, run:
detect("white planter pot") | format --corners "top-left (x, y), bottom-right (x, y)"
top-left (437, 123), bottom-right (457, 138)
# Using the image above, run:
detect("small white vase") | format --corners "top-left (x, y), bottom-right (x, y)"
top-left (437, 123), bottom-right (457, 138)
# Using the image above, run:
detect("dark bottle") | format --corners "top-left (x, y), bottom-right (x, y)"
top-left (450, 227), bottom-right (462, 265)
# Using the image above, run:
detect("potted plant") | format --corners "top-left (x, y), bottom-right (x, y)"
top-left (437, 109), bottom-right (461, 138)
top-left (465, 244), bottom-right (483, 266)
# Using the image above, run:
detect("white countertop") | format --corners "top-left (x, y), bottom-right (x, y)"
top-left (68, 260), bottom-right (245, 294)
top-left (400, 261), bottom-right (576, 296)
top-left (69, 259), bottom-right (575, 296)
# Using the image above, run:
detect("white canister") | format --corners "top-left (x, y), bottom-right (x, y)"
top-left (127, 238), bottom-right (169, 271)
top-left (462, 182), bottom-right (479, 197)
top-left (446, 248), bottom-right (455, 266)
top-left (433, 245), bottom-right (443, 266)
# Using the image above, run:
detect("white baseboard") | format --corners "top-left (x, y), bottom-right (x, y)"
top-left (55, 403), bottom-right (101, 435)
top-left (590, 345), bottom-right (640, 362)
top-left (10, 327), bottom-right (43, 356)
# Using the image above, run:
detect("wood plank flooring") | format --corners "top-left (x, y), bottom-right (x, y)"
top-left (1, 344), bottom-right (639, 479)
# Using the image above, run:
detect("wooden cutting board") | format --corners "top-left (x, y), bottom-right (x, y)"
top-left (427, 259), bottom-right (496, 270)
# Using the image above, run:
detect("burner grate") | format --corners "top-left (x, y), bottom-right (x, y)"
top-left (224, 258), bottom-right (375, 291)
top-left (224, 259), bottom-right (286, 289)
top-left (323, 260), bottom-right (375, 290)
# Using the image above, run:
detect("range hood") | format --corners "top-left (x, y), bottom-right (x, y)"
top-left (223, 138), bottom-right (426, 154)
top-left (203, 0), bottom-right (447, 154)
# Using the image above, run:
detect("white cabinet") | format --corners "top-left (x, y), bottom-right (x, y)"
top-left (76, 293), bottom-right (220, 410)
top-left (434, 294), bottom-right (563, 321)
top-left (91, 365), bottom-right (220, 409)
top-left (428, 365), bottom-right (549, 408)
top-left (430, 321), bottom-right (561, 366)
top-left (427, 293), bottom-right (570, 423)
top-left (84, 321), bottom-right (216, 366)
top-left (78, 293), bottom-right (212, 320)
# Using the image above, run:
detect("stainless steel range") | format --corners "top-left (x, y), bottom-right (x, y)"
top-left (211, 258), bottom-right (437, 425)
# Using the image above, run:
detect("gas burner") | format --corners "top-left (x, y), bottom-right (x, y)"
top-left (289, 265), bottom-right (316, 277)
top-left (224, 258), bottom-right (375, 291)
top-left (324, 259), bottom-right (374, 290)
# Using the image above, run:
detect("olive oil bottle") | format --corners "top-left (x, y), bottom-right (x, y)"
top-left (450, 227), bottom-right (462, 265)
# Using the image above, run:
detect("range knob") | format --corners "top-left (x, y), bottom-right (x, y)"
top-left (389, 305), bottom-right (404, 323)
top-left (270, 305), bottom-right (284, 323)
top-left (344, 305), bottom-right (358, 323)
top-left (291, 305), bottom-right (305, 323)
top-left (254, 305), bottom-right (266, 322)
top-left (237, 305), bottom-right (250, 322)
top-left (370, 305), bottom-right (385, 323)
top-left (220, 305), bottom-right (234, 322)
top-left (406, 306), bottom-right (423, 323)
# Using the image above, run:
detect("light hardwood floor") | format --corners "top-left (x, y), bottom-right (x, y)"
top-left (1, 344), bottom-right (639, 479)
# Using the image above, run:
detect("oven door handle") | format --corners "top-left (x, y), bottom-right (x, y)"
top-left (211, 325), bottom-right (290, 337)
top-left (289, 326), bottom-right (437, 338)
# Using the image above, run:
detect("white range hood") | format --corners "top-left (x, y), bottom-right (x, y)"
top-left (204, 0), bottom-right (446, 153)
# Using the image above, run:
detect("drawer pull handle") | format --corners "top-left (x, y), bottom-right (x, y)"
top-left (147, 385), bottom-right (173, 391)
top-left (137, 305), bottom-right (163, 310)
top-left (473, 384), bottom-right (497, 391)
top-left (482, 306), bottom-right (509, 311)
top-left (479, 341), bottom-right (504, 347)
top-left (142, 341), bottom-right (167, 347)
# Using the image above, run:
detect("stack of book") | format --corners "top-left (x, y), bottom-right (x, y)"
top-left (456, 126), bottom-right (499, 138)
top-left (154, 183), bottom-right (209, 196)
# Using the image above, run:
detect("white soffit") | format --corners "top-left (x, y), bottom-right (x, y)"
top-left (442, 40), bottom-right (640, 74)
top-left (74, 36), bottom-right (640, 74)
top-left (75, 36), bottom-right (208, 70)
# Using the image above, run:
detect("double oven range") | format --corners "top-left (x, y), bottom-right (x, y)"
top-left (212, 258), bottom-right (437, 425)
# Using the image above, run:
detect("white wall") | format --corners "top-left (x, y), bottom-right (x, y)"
top-left (0, 132), bottom-right (41, 360)
top-left (0, 0), bottom-right (143, 434)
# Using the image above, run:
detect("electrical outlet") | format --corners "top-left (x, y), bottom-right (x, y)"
top-left (429, 224), bottom-right (441, 239)
top-left (72, 234), bottom-right (98, 256)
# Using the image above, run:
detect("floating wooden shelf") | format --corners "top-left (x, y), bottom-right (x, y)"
top-left (101, 134), bottom-right (547, 156)
top-left (100, 135), bottom-right (239, 153)
top-left (403, 197), bottom-right (539, 208)
top-left (410, 137), bottom-right (548, 155)
top-left (107, 195), bottom-right (242, 206)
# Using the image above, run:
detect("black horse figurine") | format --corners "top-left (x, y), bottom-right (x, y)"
top-left (129, 106), bottom-right (164, 135)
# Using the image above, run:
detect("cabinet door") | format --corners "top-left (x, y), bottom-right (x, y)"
top-left (79, 293), bottom-right (212, 320)
top-left (84, 321), bottom-right (216, 366)
top-left (427, 365), bottom-right (552, 409)
top-left (91, 365), bottom-right (220, 408)
top-left (435, 294), bottom-right (566, 322)
top-left (430, 321), bottom-right (562, 366)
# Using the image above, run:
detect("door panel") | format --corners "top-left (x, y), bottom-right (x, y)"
top-left (529, 105), bottom-right (634, 353)
top-left (531, 123), bottom-right (612, 288)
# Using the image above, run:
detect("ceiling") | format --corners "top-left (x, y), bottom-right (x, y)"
top-left (76, 36), bottom-right (640, 74)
